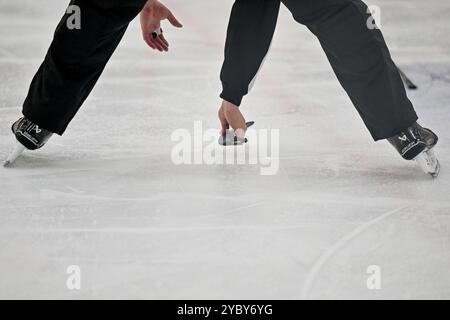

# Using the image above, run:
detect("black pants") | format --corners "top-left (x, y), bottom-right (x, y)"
top-left (22, 0), bottom-right (147, 135)
top-left (220, 0), bottom-right (418, 140)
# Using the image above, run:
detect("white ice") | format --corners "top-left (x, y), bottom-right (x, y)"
top-left (1, 0), bottom-right (450, 299)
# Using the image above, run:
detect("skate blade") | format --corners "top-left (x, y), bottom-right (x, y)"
top-left (415, 148), bottom-right (440, 178)
top-left (3, 143), bottom-right (26, 168)
top-left (431, 160), bottom-right (441, 178)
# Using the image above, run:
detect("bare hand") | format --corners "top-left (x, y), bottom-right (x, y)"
top-left (218, 100), bottom-right (247, 140)
top-left (140, 0), bottom-right (183, 52)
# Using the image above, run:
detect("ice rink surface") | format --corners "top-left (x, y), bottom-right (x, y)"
top-left (0, 0), bottom-right (449, 299)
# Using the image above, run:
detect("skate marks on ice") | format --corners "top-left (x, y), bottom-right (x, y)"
top-left (37, 189), bottom-right (263, 209)
top-left (300, 205), bottom-right (408, 299)
top-left (39, 188), bottom-right (171, 203)
top-left (4, 220), bottom-right (319, 236)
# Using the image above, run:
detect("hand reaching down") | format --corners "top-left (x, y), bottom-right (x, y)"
top-left (140, 0), bottom-right (183, 52)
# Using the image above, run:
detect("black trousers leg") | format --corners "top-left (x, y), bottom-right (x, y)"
top-left (282, 0), bottom-right (418, 140)
top-left (22, 0), bottom-right (147, 135)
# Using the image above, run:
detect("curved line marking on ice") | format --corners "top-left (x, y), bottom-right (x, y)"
top-left (300, 205), bottom-right (408, 300)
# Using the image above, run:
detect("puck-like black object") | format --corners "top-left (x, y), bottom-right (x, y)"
top-left (219, 121), bottom-right (255, 146)
top-left (152, 28), bottom-right (163, 39)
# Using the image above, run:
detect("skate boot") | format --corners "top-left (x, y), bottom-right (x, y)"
top-left (4, 117), bottom-right (53, 167)
top-left (387, 122), bottom-right (440, 177)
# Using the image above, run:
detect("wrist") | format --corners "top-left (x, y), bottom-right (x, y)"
top-left (145, 0), bottom-right (157, 8)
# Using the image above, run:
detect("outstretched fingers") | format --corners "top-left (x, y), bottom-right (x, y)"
top-left (144, 32), bottom-right (168, 52)
top-left (168, 11), bottom-right (183, 28)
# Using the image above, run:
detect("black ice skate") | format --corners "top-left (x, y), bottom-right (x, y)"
top-left (4, 117), bottom-right (53, 167)
top-left (387, 122), bottom-right (440, 177)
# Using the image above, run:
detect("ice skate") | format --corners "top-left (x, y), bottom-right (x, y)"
top-left (387, 122), bottom-right (440, 177)
top-left (219, 121), bottom-right (255, 146)
top-left (4, 117), bottom-right (53, 167)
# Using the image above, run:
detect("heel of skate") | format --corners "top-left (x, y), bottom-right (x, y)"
top-left (415, 148), bottom-right (440, 178)
top-left (4, 143), bottom-right (26, 167)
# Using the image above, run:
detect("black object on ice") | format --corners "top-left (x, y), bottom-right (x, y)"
top-left (219, 121), bottom-right (255, 146)
top-left (397, 67), bottom-right (418, 90)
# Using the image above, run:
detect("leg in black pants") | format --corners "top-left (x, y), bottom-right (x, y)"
top-left (281, 0), bottom-right (418, 140)
top-left (22, 0), bottom-right (147, 135)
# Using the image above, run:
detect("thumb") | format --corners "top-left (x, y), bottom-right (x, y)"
top-left (167, 11), bottom-right (183, 28)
